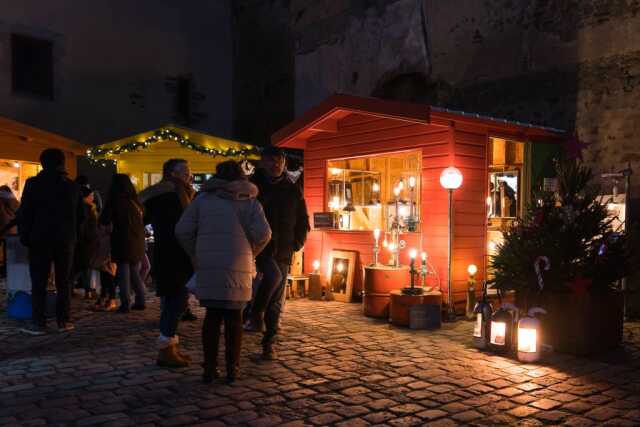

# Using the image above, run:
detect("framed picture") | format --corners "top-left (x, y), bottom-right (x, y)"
top-left (327, 250), bottom-right (357, 302)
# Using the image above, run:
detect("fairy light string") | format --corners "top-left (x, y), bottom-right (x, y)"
top-left (86, 128), bottom-right (261, 166)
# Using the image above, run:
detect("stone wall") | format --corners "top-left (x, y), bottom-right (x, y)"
top-left (288, 0), bottom-right (640, 192)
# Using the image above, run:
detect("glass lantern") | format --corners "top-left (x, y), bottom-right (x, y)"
top-left (472, 281), bottom-right (493, 349)
top-left (517, 307), bottom-right (547, 362)
top-left (489, 303), bottom-right (518, 353)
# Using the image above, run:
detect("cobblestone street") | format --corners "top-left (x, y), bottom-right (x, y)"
top-left (1, 295), bottom-right (640, 427)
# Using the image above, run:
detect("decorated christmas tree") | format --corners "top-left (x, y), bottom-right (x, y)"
top-left (489, 160), bottom-right (631, 309)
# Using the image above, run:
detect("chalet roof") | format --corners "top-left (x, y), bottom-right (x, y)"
top-left (0, 116), bottom-right (86, 154)
top-left (272, 94), bottom-right (566, 149)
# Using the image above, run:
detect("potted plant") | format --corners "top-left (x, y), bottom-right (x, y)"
top-left (489, 160), bottom-right (632, 355)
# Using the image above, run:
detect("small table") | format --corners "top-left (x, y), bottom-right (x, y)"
top-left (389, 289), bottom-right (442, 327)
top-left (286, 274), bottom-right (310, 299)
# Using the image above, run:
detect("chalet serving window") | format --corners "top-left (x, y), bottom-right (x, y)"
top-left (326, 151), bottom-right (421, 232)
top-left (11, 34), bottom-right (54, 99)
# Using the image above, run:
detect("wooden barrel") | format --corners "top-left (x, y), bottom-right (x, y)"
top-left (363, 265), bottom-right (410, 318)
top-left (389, 290), bottom-right (443, 327)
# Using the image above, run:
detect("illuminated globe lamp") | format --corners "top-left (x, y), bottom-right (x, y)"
top-left (472, 281), bottom-right (493, 349)
top-left (489, 303), bottom-right (519, 354)
top-left (440, 166), bottom-right (463, 322)
top-left (517, 307), bottom-right (547, 362)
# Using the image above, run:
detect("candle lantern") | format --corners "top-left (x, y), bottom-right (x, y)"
top-left (465, 264), bottom-right (477, 320)
top-left (489, 303), bottom-right (518, 353)
top-left (517, 307), bottom-right (547, 362)
top-left (472, 281), bottom-right (493, 349)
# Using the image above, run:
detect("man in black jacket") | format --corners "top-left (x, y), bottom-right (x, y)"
top-left (17, 149), bottom-right (82, 335)
top-left (250, 147), bottom-right (309, 360)
top-left (139, 158), bottom-right (195, 368)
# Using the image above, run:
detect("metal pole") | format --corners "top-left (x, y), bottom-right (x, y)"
top-left (447, 188), bottom-right (456, 321)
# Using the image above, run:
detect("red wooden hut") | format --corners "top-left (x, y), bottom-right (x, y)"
top-left (273, 94), bottom-right (565, 311)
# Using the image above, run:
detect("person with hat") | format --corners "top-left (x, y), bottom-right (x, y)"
top-left (247, 146), bottom-right (309, 360)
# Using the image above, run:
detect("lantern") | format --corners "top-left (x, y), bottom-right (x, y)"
top-left (489, 303), bottom-right (518, 353)
top-left (517, 307), bottom-right (547, 362)
top-left (472, 281), bottom-right (493, 349)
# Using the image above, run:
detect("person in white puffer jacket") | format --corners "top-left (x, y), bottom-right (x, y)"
top-left (175, 160), bottom-right (271, 384)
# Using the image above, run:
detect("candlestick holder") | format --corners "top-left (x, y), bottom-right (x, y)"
top-left (402, 250), bottom-right (424, 295)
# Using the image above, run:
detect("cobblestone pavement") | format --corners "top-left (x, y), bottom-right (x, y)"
top-left (1, 294), bottom-right (639, 427)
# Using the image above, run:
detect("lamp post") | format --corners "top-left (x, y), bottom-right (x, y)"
top-left (440, 166), bottom-right (463, 322)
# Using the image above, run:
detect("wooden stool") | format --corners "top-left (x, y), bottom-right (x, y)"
top-left (389, 290), bottom-right (442, 327)
top-left (286, 274), bottom-right (310, 299)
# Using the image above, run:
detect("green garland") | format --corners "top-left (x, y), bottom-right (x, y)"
top-left (86, 128), bottom-right (262, 166)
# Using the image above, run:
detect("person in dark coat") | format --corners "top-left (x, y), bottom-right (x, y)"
top-left (72, 182), bottom-right (99, 298)
top-left (248, 146), bottom-right (310, 360)
top-left (139, 158), bottom-right (195, 367)
top-left (16, 148), bottom-right (82, 335)
top-left (100, 174), bottom-right (146, 313)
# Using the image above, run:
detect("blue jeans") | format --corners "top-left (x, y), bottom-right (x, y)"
top-left (160, 286), bottom-right (189, 338)
top-left (116, 262), bottom-right (145, 308)
top-left (253, 257), bottom-right (289, 345)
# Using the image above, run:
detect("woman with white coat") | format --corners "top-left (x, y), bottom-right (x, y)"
top-left (175, 160), bottom-right (271, 384)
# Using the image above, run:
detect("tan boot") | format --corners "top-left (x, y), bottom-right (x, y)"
top-left (157, 344), bottom-right (189, 368)
top-left (171, 336), bottom-right (192, 362)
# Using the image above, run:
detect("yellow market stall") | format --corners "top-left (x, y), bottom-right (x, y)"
top-left (86, 125), bottom-right (261, 191)
top-left (0, 116), bottom-right (85, 198)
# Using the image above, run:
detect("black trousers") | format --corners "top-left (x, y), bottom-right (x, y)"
top-left (202, 308), bottom-right (243, 370)
top-left (28, 245), bottom-right (74, 327)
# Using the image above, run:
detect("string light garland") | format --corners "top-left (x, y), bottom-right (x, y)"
top-left (86, 128), bottom-right (261, 166)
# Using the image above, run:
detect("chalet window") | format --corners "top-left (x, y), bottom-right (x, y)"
top-left (326, 151), bottom-right (421, 232)
top-left (11, 34), bottom-right (54, 99)
top-left (487, 137), bottom-right (525, 264)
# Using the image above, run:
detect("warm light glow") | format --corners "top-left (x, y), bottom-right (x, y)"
top-left (408, 176), bottom-right (416, 188)
top-left (467, 264), bottom-right (478, 276)
top-left (312, 260), bottom-right (320, 272)
top-left (486, 196), bottom-right (492, 206)
top-left (421, 252), bottom-right (427, 261)
top-left (393, 187), bottom-right (400, 197)
top-left (372, 182), bottom-right (380, 192)
top-left (488, 241), bottom-right (497, 252)
top-left (332, 196), bottom-right (340, 210)
top-left (409, 249), bottom-right (417, 259)
top-left (398, 205), bottom-right (409, 217)
top-left (373, 228), bottom-right (380, 241)
top-left (518, 328), bottom-right (537, 353)
top-left (388, 243), bottom-right (396, 252)
top-left (330, 168), bottom-right (342, 176)
top-left (473, 313), bottom-right (483, 337)
top-left (439, 166), bottom-right (463, 190)
top-left (12, 162), bottom-right (20, 168)
top-left (336, 262), bottom-right (344, 273)
top-left (397, 181), bottom-right (404, 191)
top-left (490, 321), bottom-right (506, 345)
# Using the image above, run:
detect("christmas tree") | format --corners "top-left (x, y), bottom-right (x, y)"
top-left (489, 160), bottom-right (630, 308)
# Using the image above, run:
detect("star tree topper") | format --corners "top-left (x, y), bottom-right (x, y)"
top-left (565, 132), bottom-right (591, 160)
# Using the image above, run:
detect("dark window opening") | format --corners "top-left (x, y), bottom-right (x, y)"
top-left (12, 34), bottom-right (54, 99)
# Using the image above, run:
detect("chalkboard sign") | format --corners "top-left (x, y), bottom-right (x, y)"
top-left (313, 212), bottom-right (336, 229)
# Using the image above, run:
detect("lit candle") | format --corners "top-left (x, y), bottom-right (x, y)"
top-left (373, 228), bottom-right (380, 243)
top-left (312, 260), bottom-right (320, 273)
